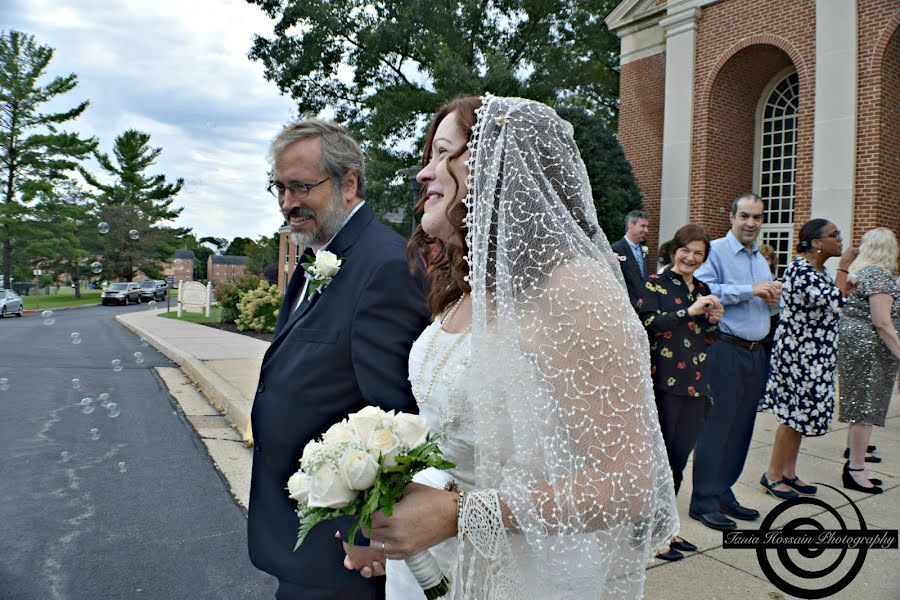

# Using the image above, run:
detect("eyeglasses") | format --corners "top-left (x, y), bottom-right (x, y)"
top-left (823, 230), bottom-right (842, 240)
top-left (267, 178), bottom-right (330, 199)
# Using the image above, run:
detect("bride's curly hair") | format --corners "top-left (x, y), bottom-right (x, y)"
top-left (406, 96), bottom-right (481, 317)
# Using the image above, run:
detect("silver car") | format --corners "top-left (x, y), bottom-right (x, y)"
top-left (102, 282), bottom-right (141, 305)
top-left (0, 289), bottom-right (23, 317)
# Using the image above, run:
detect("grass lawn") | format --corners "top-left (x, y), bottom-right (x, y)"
top-left (158, 305), bottom-right (222, 324)
top-left (21, 288), bottom-right (102, 310)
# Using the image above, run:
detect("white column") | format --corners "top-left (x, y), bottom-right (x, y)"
top-left (658, 7), bottom-right (701, 245)
top-left (811, 0), bottom-right (857, 249)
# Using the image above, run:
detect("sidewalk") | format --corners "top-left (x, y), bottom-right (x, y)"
top-left (116, 309), bottom-right (899, 599)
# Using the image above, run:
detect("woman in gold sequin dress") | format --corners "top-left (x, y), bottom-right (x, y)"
top-left (837, 227), bottom-right (900, 494)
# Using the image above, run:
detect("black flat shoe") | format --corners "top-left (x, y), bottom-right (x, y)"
top-left (782, 476), bottom-right (817, 495)
top-left (843, 447), bottom-right (880, 462)
top-left (720, 502), bottom-right (760, 521)
top-left (671, 537), bottom-right (697, 552)
top-left (843, 463), bottom-right (883, 494)
top-left (655, 548), bottom-right (684, 562)
top-left (689, 510), bottom-right (736, 531)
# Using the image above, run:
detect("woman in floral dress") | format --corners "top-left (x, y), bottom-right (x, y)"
top-left (639, 223), bottom-right (723, 561)
top-left (760, 219), bottom-right (855, 499)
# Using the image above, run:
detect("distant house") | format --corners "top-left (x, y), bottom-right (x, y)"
top-left (208, 255), bottom-right (247, 287)
top-left (169, 250), bottom-right (196, 286)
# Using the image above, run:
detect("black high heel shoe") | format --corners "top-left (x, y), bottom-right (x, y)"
top-left (843, 463), bottom-right (883, 494)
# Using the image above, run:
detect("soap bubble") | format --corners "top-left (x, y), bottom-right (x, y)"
top-left (90, 261), bottom-right (102, 274)
top-left (61, 451), bottom-right (70, 463)
top-left (111, 359), bottom-right (122, 372)
top-left (70, 332), bottom-right (82, 345)
top-left (117, 462), bottom-right (127, 473)
top-left (139, 338), bottom-right (149, 347)
top-left (133, 351), bottom-right (144, 364)
top-left (97, 222), bottom-right (110, 234)
top-left (129, 229), bottom-right (139, 240)
top-left (147, 300), bottom-right (156, 310)
top-left (80, 398), bottom-right (95, 414)
top-left (107, 402), bottom-right (120, 418)
top-left (71, 378), bottom-right (81, 389)
top-left (41, 310), bottom-right (55, 325)
top-left (90, 428), bottom-right (100, 441)
top-left (0, 377), bottom-right (9, 391)
top-left (98, 392), bottom-right (110, 407)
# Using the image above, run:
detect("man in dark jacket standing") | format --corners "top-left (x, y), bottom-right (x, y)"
top-left (247, 119), bottom-right (429, 599)
top-left (611, 209), bottom-right (650, 310)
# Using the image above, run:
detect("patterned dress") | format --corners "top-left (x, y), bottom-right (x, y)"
top-left (837, 266), bottom-right (900, 427)
top-left (638, 270), bottom-right (718, 397)
top-left (761, 257), bottom-right (845, 436)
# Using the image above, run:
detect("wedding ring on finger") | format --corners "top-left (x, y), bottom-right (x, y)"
top-left (381, 540), bottom-right (390, 559)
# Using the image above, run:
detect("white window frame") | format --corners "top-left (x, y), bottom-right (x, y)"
top-left (753, 67), bottom-right (799, 278)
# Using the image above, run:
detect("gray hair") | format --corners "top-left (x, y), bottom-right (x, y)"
top-left (268, 119), bottom-right (366, 198)
top-left (730, 192), bottom-right (764, 215)
top-left (625, 210), bottom-right (647, 227)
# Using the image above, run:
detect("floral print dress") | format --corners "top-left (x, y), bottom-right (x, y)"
top-left (761, 257), bottom-right (845, 436)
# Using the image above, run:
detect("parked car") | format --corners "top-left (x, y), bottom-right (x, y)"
top-left (0, 289), bottom-right (23, 317)
top-left (101, 282), bottom-right (141, 305)
top-left (139, 280), bottom-right (168, 302)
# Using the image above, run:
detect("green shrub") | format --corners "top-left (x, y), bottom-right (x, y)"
top-left (236, 280), bottom-right (283, 333)
top-left (215, 274), bottom-right (264, 324)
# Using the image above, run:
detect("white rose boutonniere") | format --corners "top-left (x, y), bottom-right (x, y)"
top-left (641, 245), bottom-right (649, 256)
top-left (302, 250), bottom-right (342, 299)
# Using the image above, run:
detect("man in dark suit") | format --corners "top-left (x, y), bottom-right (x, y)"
top-left (247, 119), bottom-right (430, 599)
top-left (610, 209), bottom-right (650, 310)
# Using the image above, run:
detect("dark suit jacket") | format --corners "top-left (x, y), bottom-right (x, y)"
top-left (611, 237), bottom-right (649, 311)
top-left (247, 203), bottom-right (429, 597)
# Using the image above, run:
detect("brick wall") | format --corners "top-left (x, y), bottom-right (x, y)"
top-left (277, 231), bottom-right (299, 293)
top-left (854, 5), bottom-right (899, 243)
top-left (618, 51), bottom-right (666, 254)
top-left (690, 0), bottom-right (816, 241)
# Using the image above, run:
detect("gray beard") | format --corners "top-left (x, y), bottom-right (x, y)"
top-left (289, 190), bottom-right (348, 249)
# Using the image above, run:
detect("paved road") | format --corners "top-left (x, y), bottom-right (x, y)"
top-left (0, 304), bottom-right (276, 599)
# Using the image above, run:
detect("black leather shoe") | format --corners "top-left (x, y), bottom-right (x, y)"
top-left (671, 537), bottom-right (698, 552)
top-left (720, 503), bottom-right (760, 521)
top-left (689, 510), bottom-right (736, 531)
top-left (655, 548), bottom-right (684, 562)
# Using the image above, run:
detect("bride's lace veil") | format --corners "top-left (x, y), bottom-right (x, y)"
top-left (455, 95), bottom-right (677, 598)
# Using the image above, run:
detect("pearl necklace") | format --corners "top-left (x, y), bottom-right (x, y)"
top-left (414, 294), bottom-right (471, 405)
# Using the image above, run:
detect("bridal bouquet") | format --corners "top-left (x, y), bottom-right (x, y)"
top-left (287, 406), bottom-right (455, 599)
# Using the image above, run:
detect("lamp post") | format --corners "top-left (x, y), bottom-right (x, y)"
top-left (398, 166), bottom-right (422, 235)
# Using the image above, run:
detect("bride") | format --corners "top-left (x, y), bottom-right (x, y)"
top-left (342, 95), bottom-right (677, 599)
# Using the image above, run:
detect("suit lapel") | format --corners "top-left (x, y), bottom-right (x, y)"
top-left (269, 203), bottom-right (375, 347)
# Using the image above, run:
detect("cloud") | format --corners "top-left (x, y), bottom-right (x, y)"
top-left (1, 0), bottom-right (296, 241)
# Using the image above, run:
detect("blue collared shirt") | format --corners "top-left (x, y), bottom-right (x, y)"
top-left (626, 238), bottom-right (645, 278)
top-left (694, 231), bottom-right (777, 341)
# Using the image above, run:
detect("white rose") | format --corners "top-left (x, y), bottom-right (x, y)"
top-left (367, 427), bottom-right (401, 467)
top-left (339, 448), bottom-right (379, 490)
top-left (314, 251), bottom-right (342, 278)
top-left (381, 409), bottom-right (397, 428)
top-left (393, 413), bottom-right (429, 448)
top-left (322, 420), bottom-right (357, 445)
top-left (300, 440), bottom-right (324, 470)
top-left (307, 463), bottom-right (358, 509)
top-left (348, 406), bottom-right (386, 443)
top-left (287, 470), bottom-right (310, 504)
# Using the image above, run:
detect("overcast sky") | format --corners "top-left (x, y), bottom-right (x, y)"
top-left (1, 0), bottom-right (299, 242)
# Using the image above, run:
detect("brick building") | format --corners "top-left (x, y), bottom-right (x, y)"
top-left (208, 255), bottom-right (247, 287)
top-left (170, 250), bottom-right (196, 286)
top-left (607, 0), bottom-right (898, 275)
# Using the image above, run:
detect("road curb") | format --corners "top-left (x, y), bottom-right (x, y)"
top-left (22, 302), bottom-right (101, 314)
top-left (115, 313), bottom-right (252, 441)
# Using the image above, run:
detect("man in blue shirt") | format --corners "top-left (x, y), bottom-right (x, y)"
top-left (611, 209), bottom-right (650, 310)
top-left (688, 192), bottom-right (782, 531)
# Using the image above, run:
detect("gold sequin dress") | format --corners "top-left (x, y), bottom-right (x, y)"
top-left (837, 266), bottom-right (900, 426)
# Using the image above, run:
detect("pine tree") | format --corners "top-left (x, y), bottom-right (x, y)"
top-left (0, 30), bottom-right (98, 288)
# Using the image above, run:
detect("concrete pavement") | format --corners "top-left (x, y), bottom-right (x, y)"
top-left (116, 308), bottom-right (900, 599)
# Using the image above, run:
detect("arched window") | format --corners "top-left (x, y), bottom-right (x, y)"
top-left (755, 70), bottom-right (799, 277)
